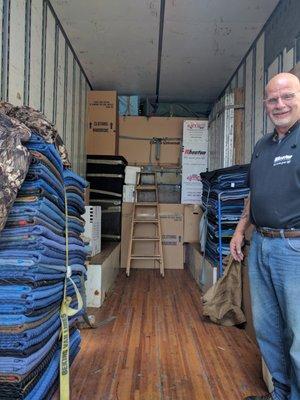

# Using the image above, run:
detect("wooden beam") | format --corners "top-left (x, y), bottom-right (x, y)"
top-left (234, 88), bottom-right (245, 164)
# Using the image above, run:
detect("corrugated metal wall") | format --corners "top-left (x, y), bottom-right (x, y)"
top-left (0, 0), bottom-right (90, 177)
top-left (209, 0), bottom-right (300, 168)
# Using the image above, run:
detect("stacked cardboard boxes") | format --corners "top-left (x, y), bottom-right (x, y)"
top-left (181, 120), bottom-right (208, 204)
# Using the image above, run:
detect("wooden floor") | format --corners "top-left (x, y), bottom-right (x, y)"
top-left (69, 269), bottom-right (267, 400)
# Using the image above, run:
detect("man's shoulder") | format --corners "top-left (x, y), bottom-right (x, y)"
top-left (254, 132), bottom-right (273, 149)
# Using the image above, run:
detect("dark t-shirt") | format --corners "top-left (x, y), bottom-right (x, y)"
top-left (249, 121), bottom-right (300, 229)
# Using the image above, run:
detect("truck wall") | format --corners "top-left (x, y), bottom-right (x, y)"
top-left (211, 0), bottom-right (300, 165)
top-left (0, 0), bottom-right (90, 176)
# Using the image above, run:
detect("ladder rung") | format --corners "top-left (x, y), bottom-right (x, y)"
top-left (127, 172), bottom-right (164, 278)
top-left (135, 202), bottom-right (158, 206)
top-left (130, 255), bottom-right (161, 260)
top-left (136, 185), bottom-right (156, 190)
top-left (134, 219), bottom-right (158, 223)
top-left (132, 237), bottom-right (160, 241)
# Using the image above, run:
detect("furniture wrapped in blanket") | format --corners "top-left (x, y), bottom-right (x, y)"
top-left (0, 105), bottom-right (87, 399)
top-left (200, 164), bottom-right (250, 275)
top-left (0, 102), bottom-right (71, 232)
top-left (87, 155), bottom-right (127, 241)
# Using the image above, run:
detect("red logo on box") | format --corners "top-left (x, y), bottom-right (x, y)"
top-left (187, 174), bottom-right (201, 182)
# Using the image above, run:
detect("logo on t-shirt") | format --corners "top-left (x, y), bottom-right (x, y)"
top-left (273, 154), bottom-right (293, 166)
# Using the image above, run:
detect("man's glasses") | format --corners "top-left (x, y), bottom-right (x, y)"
top-left (264, 91), bottom-right (300, 106)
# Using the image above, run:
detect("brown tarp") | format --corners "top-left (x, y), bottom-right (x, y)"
top-left (202, 255), bottom-right (246, 326)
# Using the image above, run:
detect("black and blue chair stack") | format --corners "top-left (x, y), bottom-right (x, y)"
top-left (0, 132), bottom-right (87, 399)
top-left (200, 164), bottom-right (250, 273)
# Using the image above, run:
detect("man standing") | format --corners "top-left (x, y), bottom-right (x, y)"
top-left (230, 73), bottom-right (300, 400)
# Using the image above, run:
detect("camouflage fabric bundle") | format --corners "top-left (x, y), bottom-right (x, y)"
top-left (0, 102), bottom-right (71, 232)
top-left (0, 112), bottom-right (31, 232)
top-left (0, 103), bottom-right (71, 167)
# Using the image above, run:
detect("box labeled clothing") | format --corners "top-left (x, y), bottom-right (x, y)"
top-left (124, 166), bottom-right (141, 185)
top-left (86, 91), bottom-right (118, 155)
top-left (83, 206), bottom-right (102, 256)
top-left (159, 204), bottom-right (184, 269)
top-left (119, 96), bottom-right (139, 116)
top-left (123, 184), bottom-right (135, 202)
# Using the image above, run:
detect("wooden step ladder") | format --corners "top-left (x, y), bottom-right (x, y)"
top-left (126, 172), bottom-right (164, 277)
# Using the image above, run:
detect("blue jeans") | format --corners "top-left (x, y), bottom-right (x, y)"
top-left (248, 230), bottom-right (300, 400)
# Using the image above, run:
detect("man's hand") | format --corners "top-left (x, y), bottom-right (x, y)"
top-left (230, 232), bottom-right (245, 262)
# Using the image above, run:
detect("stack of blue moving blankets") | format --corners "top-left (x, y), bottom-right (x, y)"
top-left (0, 133), bottom-right (87, 399)
top-left (201, 165), bottom-right (250, 266)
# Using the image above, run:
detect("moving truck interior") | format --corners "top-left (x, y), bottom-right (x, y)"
top-left (0, 0), bottom-right (299, 399)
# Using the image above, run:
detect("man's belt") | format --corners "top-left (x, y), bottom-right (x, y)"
top-left (256, 227), bottom-right (300, 238)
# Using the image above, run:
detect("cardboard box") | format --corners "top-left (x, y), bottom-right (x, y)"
top-left (182, 143), bottom-right (208, 165)
top-left (182, 120), bottom-right (208, 204)
top-left (119, 116), bottom-right (185, 165)
top-left (123, 184), bottom-right (135, 203)
top-left (183, 120), bottom-right (208, 143)
top-left (86, 91), bottom-right (118, 155)
top-left (124, 166), bottom-right (141, 185)
top-left (182, 121), bottom-right (208, 166)
top-left (181, 164), bottom-right (205, 204)
top-left (83, 206), bottom-right (102, 256)
top-left (183, 205), bottom-right (203, 243)
top-left (159, 204), bottom-right (184, 269)
top-left (182, 164), bottom-right (204, 185)
top-left (121, 203), bottom-right (184, 269)
top-left (86, 243), bottom-right (120, 308)
top-left (181, 161), bottom-right (208, 204)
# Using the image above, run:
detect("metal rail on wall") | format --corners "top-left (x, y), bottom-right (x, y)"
top-left (119, 134), bottom-right (182, 164)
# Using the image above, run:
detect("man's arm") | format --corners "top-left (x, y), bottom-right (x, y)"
top-left (230, 196), bottom-right (252, 261)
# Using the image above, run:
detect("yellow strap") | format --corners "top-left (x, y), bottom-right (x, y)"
top-left (59, 188), bottom-right (83, 400)
top-left (60, 298), bottom-right (71, 400)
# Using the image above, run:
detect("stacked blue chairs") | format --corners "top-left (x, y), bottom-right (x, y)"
top-left (201, 164), bottom-right (250, 274)
top-left (0, 132), bottom-right (87, 399)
